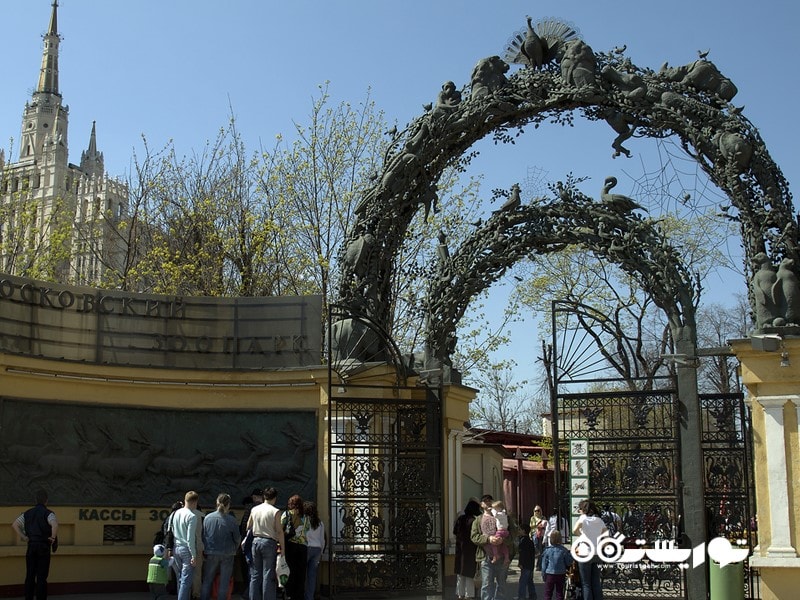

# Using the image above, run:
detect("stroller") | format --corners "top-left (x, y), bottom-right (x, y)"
top-left (566, 561), bottom-right (582, 599)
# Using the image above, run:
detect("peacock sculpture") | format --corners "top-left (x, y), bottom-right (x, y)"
top-left (503, 16), bottom-right (580, 68)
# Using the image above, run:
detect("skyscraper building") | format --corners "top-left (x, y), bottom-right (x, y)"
top-left (0, 1), bottom-right (128, 286)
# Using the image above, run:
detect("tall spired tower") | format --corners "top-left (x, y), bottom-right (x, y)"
top-left (0, 1), bottom-right (128, 286)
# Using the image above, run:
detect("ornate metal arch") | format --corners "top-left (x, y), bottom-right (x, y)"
top-left (425, 186), bottom-right (699, 364)
top-left (335, 21), bottom-right (794, 364)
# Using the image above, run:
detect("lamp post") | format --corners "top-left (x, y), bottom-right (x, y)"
top-left (515, 447), bottom-right (524, 520)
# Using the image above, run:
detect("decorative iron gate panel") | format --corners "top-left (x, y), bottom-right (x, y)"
top-left (559, 389), bottom-right (685, 599)
top-left (327, 306), bottom-right (443, 597)
top-left (328, 390), bottom-right (443, 596)
top-left (700, 392), bottom-right (760, 599)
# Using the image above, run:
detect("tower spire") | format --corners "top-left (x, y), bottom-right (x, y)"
top-left (36, 0), bottom-right (61, 96)
top-left (80, 121), bottom-right (104, 177)
top-left (48, 0), bottom-right (58, 35)
top-left (88, 121), bottom-right (97, 156)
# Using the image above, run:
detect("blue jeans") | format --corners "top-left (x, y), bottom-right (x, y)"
top-left (533, 538), bottom-right (544, 569)
top-left (172, 545), bottom-right (195, 600)
top-left (250, 537), bottom-right (278, 600)
top-left (578, 560), bottom-right (603, 600)
top-left (200, 554), bottom-right (234, 600)
top-left (480, 555), bottom-right (509, 600)
top-left (305, 546), bottom-right (322, 600)
top-left (517, 567), bottom-right (537, 599)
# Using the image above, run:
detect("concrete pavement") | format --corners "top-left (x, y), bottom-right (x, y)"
top-left (4, 567), bottom-right (545, 600)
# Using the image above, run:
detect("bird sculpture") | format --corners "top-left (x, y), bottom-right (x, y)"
top-left (503, 16), bottom-right (579, 68)
top-left (496, 183), bottom-right (522, 212)
top-left (600, 176), bottom-right (643, 213)
top-left (520, 16), bottom-right (545, 68)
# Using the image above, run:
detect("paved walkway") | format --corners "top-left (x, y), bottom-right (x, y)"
top-left (4, 568), bottom-right (545, 600)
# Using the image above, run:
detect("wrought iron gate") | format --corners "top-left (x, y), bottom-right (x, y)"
top-left (551, 301), bottom-right (758, 599)
top-left (559, 388), bottom-right (685, 598)
top-left (700, 392), bottom-right (760, 599)
top-left (327, 306), bottom-right (444, 597)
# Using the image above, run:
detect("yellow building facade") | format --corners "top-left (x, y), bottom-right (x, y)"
top-left (732, 337), bottom-right (800, 600)
top-left (0, 273), bottom-right (481, 595)
top-left (0, 354), bottom-right (329, 593)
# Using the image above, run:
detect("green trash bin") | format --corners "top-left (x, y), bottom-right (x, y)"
top-left (709, 560), bottom-right (744, 600)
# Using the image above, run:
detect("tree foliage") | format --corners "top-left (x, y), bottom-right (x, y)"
top-left (513, 163), bottom-right (740, 391)
top-left (0, 189), bottom-right (73, 281)
top-left (695, 297), bottom-right (749, 394)
top-left (467, 359), bottom-right (546, 434)
top-left (115, 120), bottom-right (285, 296)
top-left (96, 87), bottom-right (497, 361)
top-left (106, 88), bottom-right (384, 303)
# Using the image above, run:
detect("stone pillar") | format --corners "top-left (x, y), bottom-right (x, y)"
top-left (674, 333), bottom-right (708, 599)
top-left (454, 430), bottom-right (464, 511)
top-left (757, 396), bottom-right (797, 558)
top-left (731, 338), bottom-right (800, 600)
top-left (447, 428), bottom-right (458, 547)
top-left (441, 383), bottom-right (477, 574)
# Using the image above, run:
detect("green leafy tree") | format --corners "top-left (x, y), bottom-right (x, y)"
top-left (116, 117), bottom-right (292, 296)
top-left (257, 84), bottom-right (387, 308)
top-left (0, 185), bottom-right (73, 281)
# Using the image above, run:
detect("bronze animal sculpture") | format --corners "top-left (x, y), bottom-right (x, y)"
top-left (600, 176), bottom-right (643, 213)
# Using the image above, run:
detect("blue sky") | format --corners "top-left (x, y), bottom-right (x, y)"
top-left (2, 1), bottom-right (798, 376)
top-left (2, 2), bottom-right (795, 191)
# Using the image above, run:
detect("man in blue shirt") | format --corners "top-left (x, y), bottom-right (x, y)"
top-left (201, 493), bottom-right (242, 600)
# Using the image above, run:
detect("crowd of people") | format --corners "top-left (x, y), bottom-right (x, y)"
top-left (11, 486), bottom-right (628, 600)
top-left (453, 493), bottom-right (524, 600)
top-left (453, 496), bottom-right (616, 600)
top-left (10, 486), bottom-right (327, 600)
top-left (148, 487), bottom-right (326, 600)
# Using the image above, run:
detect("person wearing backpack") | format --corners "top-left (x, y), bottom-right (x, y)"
top-left (600, 504), bottom-right (621, 537)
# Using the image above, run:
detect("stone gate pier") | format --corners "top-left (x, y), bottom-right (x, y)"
top-left (732, 336), bottom-right (800, 600)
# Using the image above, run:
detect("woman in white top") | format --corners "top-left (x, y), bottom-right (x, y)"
top-left (573, 499), bottom-right (607, 600)
top-left (302, 501), bottom-right (327, 600)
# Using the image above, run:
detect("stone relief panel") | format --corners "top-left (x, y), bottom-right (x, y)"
top-left (0, 398), bottom-right (317, 507)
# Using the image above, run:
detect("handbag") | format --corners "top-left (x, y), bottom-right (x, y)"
top-left (283, 513), bottom-right (296, 540)
top-left (164, 514), bottom-right (175, 550)
top-left (242, 529), bottom-right (254, 565)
